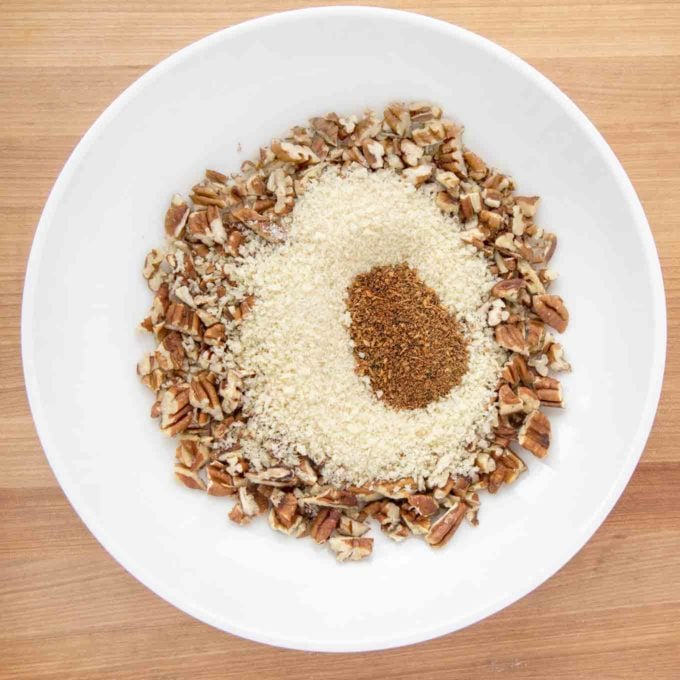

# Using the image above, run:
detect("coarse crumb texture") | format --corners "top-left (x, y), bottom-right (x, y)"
top-left (235, 169), bottom-right (505, 488)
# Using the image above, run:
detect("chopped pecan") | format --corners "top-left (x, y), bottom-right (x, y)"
top-left (271, 139), bottom-right (319, 165)
top-left (384, 103), bottom-right (411, 136)
top-left (406, 494), bottom-right (439, 517)
top-left (155, 331), bottom-right (184, 371)
top-left (463, 151), bottom-right (488, 179)
top-left (206, 462), bottom-right (237, 496)
top-left (337, 515), bottom-right (370, 537)
top-left (362, 139), bottom-right (385, 169)
top-left (491, 278), bottom-right (525, 302)
top-left (503, 355), bottom-right (534, 386)
top-left (517, 385), bottom-right (540, 413)
top-left (294, 457), bottom-right (318, 485)
top-left (304, 488), bottom-right (358, 508)
top-left (412, 119), bottom-right (446, 146)
top-left (160, 384), bottom-right (192, 436)
top-left (270, 490), bottom-right (299, 527)
top-left (487, 462), bottom-right (508, 494)
top-left (328, 536), bottom-right (373, 562)
top-left (203, 323), bottom-right (226, 346)
top-left (238, 486), bottom-right (268, 517)
top-left (498, 384), bottom-right (523, 415)
top-left (498, 449), bottom-right (526, 484)
top-left (310, 507), bottom-right (340, 544)
top-left (228, 501), bottom-right (251, 525)
top-left (400, 507), bottom-right (431, 535)
top-left (165, 302), bottom-right (203, 338)
top-left (425, 502), bottom-right (466, 548)
top-left (533, 376), bottom-right (564, 408)
top-left (533, 294), bottom-right (569, 333)
top-left (515, 196), bottom-right (540, 217)
top-left (460, 192), bottom-right (482, 219)
top-left (189, 374), bottom-right (222, 420)
top-left (174, 463), bottom-right (205, 491)
top-left (165, 194), bottom-right (190, 238)
top-left (546, 342), bottom-right (571, 372)
top-left (495, 323), bottom-right (529, 355)
top-left (246, 467), bottom-right (296, 487)
top-left (186, 210), bottom-right (214, 245)
top-left (175, 438), bottom-right (210, 471)
top-left (310, 117), bottom-right (340, 145)
top-left (372, 478), bottom-right (417, 499)
top-left (518, 410), bottom-right (551, 458)
top-left (526, 319), bottom-right (547, 353)
top-left (402, 163), bottom-right (433, 186)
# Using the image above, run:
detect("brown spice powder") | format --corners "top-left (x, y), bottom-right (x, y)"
top-left (347, 263), bottom-right (469, 410)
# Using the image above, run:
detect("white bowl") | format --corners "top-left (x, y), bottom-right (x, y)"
top-left (22, 7), bottom-right (666, 652)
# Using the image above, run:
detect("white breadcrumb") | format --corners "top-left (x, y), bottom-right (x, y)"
top-left (235, 168), bottom-right (505, 488)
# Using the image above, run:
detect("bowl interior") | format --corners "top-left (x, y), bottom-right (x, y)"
top-left (22, 7), bottom-right (665, 652)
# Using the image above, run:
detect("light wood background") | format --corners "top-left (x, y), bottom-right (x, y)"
top-left (2, 1), bottom-right (679, 678)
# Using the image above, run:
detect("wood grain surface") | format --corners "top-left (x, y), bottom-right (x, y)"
top-left (2, 1), bottom-right (679, 678)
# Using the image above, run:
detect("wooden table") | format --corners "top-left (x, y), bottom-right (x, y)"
top-left (2, 1), bottom-right (679, 677)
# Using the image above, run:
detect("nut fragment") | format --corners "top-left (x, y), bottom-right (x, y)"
top-left (305, 488), bottom-right (358, 508)
top-left (495, 323), bottom-right (529, 355)
top-left (518, 410), bottom-right (551, 458)
top-left (174, 463), bottom-right (205, 491)
top-left (165, 195), bottom-right (190, 238)
top-left (328, 536), bottom-right (373, 562)
top-left (425, 502), bottom-right (466, 548)
top-left (491, 278), bottom-right (525, 301)
top-left (533, 376), bottom-right (564, 408)
top-left (498, 384), bottom-right (523, 415)
top-left (533, 295), bottom-right (569, 333)
top-left (406, 494), bottom-right (439, 517)
top-left (206, 462), bottom-right (237, 496)
top-left (310, 508), bottom-right (340, 544)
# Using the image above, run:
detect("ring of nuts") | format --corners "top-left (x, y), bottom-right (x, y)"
top-left (137, 101), bottom-right (570, 562)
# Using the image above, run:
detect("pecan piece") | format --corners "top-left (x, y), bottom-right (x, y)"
top-left (337, 515), bottom-right (370, 537)
top-left (400, 507), bottom-right (431, 535)
top-left (425, 502), bottom-right (466, 548)
top-left (406, 494), bottom-right (439, 517)
top-left (533, 295), bottom-right (569, 333)
top-left (155, 331), bottom-right (184, 371)
top-left (498, 384), bottom-right (523, 415)
top-left (328, 536), bottom-right (373, 562)
top-left (165, 194), bottom-right (190, 238)
top-left (270, 490), bottom-right (299, 528)
top-left (310, 508), bottom-right (340, 544)
top-left (189, 374), bottom-right (222, 420)
top-left (515, 196), bottom-right (540, 217)
top-left (533, 376), bottom-right (564, 408)
top-left (271, 139), bottom-right (319, 165)
top-left (203, 323), bottom-right (226, 346)
top-left (501, 354), bottom-right (533, 386)
top-left (228, 501), bottom-right (251, 525)
top-left (160, 384), bottom-right (192, 436)
top-left (546, 342), bottom-right (571, 372)
top-left (517, 385), bottom-right (540, 413)
top-left (206, 462), bottom-right (237, 496)
top-left (305, 488), bottom-right (358, 508)
top-left (165, 302), bottom-right (203, 338)
top-left (245, 467), bottom-right (296, 487)
top-left (174, 463), bottom-right (205, 491)
top-left (518, 410), bottom-right (551, 458)
top-left (175, 439), bottom-right (210, 471)
top-left (491, 278), bottom-right (525, 302)
top-left (495, 323), bottom-right (529, 355)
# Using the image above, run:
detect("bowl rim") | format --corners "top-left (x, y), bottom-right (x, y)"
top-left (21, 5), bottom-right (667, 652)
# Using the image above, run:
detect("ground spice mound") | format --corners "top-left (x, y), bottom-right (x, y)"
top-left (348, 263), bottom-right (469, 410)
